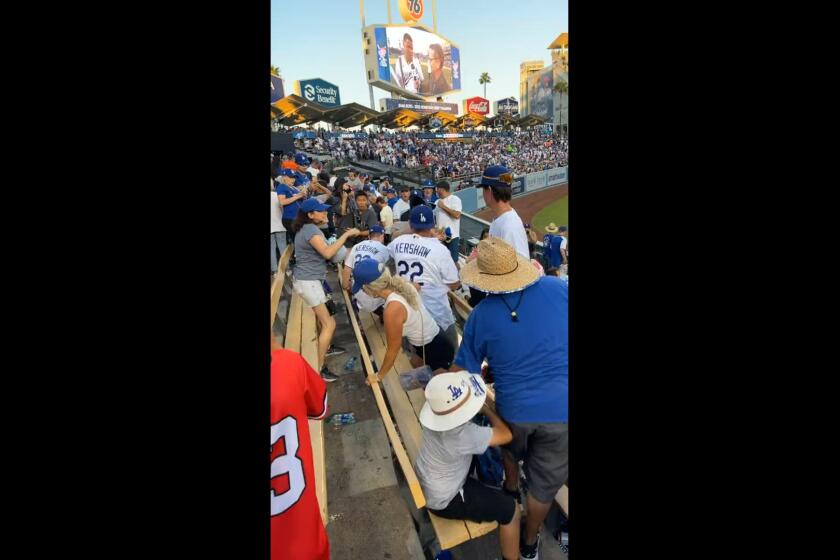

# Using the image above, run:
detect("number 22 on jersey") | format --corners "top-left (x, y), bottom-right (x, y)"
top-left (397, 260), bottom-right (424, 284)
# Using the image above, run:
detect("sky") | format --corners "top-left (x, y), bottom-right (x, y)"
top-left (271, 0), bottom-right (567, 110)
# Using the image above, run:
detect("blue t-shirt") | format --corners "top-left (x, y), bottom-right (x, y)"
top-left (388, 197), bottom-right (399, 209)
top-left (455, 277), bottom-right (568, 423)
top-left (543, 234), bottom-right (563, 268)
top-left (275, 184), bottom-right (301, 220)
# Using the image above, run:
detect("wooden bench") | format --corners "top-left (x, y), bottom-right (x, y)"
top-left (338, 279), bottom-right (498, 551)
top-left (275, 251), bottom-right (328, 526)
top-left (270, 245), bottom-right (293, 327)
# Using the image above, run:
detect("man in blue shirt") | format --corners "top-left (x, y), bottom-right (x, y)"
top-left (421, 179), bottom-right (438, 207)
top-left (386, 189), bottom-right (399, 209)
top-left (275, 168), bottom-right (305, 243)
top-left (543, 223), bottom-right (568, 270)
top-left (453, 237), bottom-right (568, 560)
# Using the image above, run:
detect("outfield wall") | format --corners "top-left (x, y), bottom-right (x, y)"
top-left (452, 166), bottom-right (568, 213)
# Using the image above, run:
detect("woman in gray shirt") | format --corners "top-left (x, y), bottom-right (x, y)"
top-left (292, 198), bottom-right (359, 381)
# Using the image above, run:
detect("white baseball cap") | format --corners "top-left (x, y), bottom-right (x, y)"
top-left (419, 371), bottom-right (487, 432)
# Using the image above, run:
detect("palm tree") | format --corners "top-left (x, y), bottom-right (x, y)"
top-left (270, 65), bottom-right (281, 77)
top-left (553, 79), bottom-right (568, 137)
top-left (479, 72), bottom-right (491, 99)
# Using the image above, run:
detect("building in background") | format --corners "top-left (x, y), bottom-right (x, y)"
top-left (548, 33), bottom-right (569, 134)
top-left (519, 60), bottom-right (545, 117)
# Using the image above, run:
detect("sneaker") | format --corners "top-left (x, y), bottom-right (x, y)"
top-left (554, 529), bottom-right (568, 554)
top-left (320, 367), bottom-right (339, 383)
top-left (519, 534), bottom-right (540, 560)
top-left (325, 344), bottom-right (346, 357)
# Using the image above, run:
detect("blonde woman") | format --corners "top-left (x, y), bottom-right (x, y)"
top-left (350, 260), bottom-right (455, 383)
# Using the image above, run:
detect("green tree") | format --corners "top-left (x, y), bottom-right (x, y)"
top-left (270, 65), bottom-right (281, 77)
top-left (553, 79), bottom-right (568, 136)
top-left (479, 72), bottom-right (491, 99)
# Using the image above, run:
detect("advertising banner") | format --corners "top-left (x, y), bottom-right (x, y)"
top-left (382, 98), bottom-right (459, 114)
top-left (375, 27), bottom-right (391, 82)
top-left (398, 0), bottom-right (424, 23)
top-left (463, 96), bottom-right (490, 116)
top-left (270, 74), bottom-right (284, 103)
top-left (291, 131), bottom-right (317, 139)
top-left (376, 25), bottom-right (461, 97)
top-left (545, 167), bottom-right (567, 186)
top-left (294, 78), bottom-right (341, 108)
top-left (512, 176), bottom-right (526, 194)
top-left (328, 133), bottom-right (369, 139)
top-left (495, 97), bottom-right (519, 115)
top-left (416, 132), bottom-right (475, 139)
top-left (525, 170), bottom-right (547, 191)
top-left (527, 67), bottom-right (554, 120)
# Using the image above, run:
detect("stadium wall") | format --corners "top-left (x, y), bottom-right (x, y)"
top-left (452, 166), bottom-right (568, 214)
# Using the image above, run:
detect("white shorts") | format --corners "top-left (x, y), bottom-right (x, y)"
top-left (292, 279), bottom-right (329, 308)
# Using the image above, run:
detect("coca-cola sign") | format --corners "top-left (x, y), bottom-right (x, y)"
top-left (464, 96), bottom-right (490, 115)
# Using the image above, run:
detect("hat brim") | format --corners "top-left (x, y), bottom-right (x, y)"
top-left (410, 221), bottom-right (434, 230)
top-left (479, 179), bottom-right (512, 189)
top-left (305, 202), bottom-right (331, 213)
top-left (545, 226), bottom-right (559, 233)
top-left (419, 374), bottom-right (487, 432)
top-left (460, 252), bottom-right (541, 294)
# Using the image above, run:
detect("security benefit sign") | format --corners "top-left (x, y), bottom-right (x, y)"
top-left (294, 78), bottom-right (341, 108)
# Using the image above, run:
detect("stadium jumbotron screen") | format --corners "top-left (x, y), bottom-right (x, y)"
top-left (364, 24), bottom-right (461, 99)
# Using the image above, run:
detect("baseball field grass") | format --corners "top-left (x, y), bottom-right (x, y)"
top-left (531, 195), bottom-right (569, 235)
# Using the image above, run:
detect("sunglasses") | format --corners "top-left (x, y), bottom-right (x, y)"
top-left (480, 172), bottom-right (513, 185)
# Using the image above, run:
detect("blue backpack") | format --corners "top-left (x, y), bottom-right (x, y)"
top-left (470, 415), bottom-right (504, 488)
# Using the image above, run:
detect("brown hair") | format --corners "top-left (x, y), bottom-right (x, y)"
top-left (291, 208), bottom-right (314, 233)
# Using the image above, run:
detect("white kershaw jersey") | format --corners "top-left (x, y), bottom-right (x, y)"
top-left (387, 234), bottom-right (458, 331)
top-left (345, 240), bottom-right (390, 312)
top-left (345, 239), bottom-right (390, 268)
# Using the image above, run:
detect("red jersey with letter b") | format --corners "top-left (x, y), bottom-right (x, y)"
top-left (271, 349), bottom-right (329, 560)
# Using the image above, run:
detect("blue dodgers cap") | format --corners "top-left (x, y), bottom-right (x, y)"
top-left (300, 198), bottom-right (331, 213)
top-left (277, 168), bottom-right (295, 178)
top-left (369, 225), bottom-right (385, 234)
top-left (294, 153), bottom-right (311, 165)
top-left (479, 165), bottom-right (513, 189)
top-left (410, 205), bottom-right (435, 230)
top-left (352, 259), bottom-right (385, 294)
top-left (422, 179), bottom-right (435, 188)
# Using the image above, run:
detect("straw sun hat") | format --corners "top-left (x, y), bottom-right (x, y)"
top-left (459, 237), bottom-right (540, 294)
top-left (545, 222), bottom-right (560, 233)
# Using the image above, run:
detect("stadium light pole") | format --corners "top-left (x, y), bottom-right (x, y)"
top-left (433, 0), bottom-right (438, 32)
top-left (360, 0), bottom-right (377, 110)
